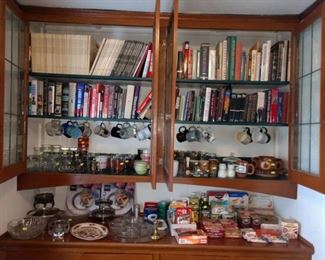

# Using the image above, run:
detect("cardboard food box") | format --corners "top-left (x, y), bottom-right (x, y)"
top-left (175, 228), bottom-right (208, 244)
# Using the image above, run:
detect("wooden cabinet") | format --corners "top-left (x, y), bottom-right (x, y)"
top-left (0, 232), bottom-right (314, 260)
top-left (0, 0), bottom-right (324, 197)
top-left (0, 0), bottom-right (28, 183)
top-left (289, 1), bottom-right (325, 193)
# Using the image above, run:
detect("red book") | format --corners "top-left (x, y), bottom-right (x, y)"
top-left (147, 53), bottom-right (154, 78)
top-left (234, 42), bottom-right (243, 80)
top-left (89, 86), bottom-right (99, 118)
top-left (102, 85), bottom-right (110, 118)
top-left (187, 49), bottom-right (193, 79)
top-left (136, 90), bottom-right (152, 114)
top-left (183, 41), bottom-right (190, 79)
top-left (270, 88), bottom-right (279, 123)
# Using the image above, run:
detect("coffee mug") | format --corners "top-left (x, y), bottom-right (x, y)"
top-left (110, 123), bottom-right (122, 138)
top-left (236, 127), bottom-right (252, 145)
top-left (186, 126), bottom-right (202, 142)
top-left (176, 126), bottom-right (188, 142)
top-left (235, 160), bottom-right (255, 178)
top-left (137, 124), bottom-right (151, 141)
top-left (62, 121), bottom-right (81, 139)
top-left (202, 129), bottom-right (216, 143)
top-left (120, 123), bottom-right (137, 139)
top-left (79, 122), bottom-right (92, 138)
top-left (252, 127), bottom-right (271, 144)
top-left (45, 120), bottom-right (62, 136)
top-left (94, 122), bottom-right (110, 138)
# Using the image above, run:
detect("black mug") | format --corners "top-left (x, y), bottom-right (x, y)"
top-left (176, 126), bottom-right (188, 142)
top-left (111, 123), bottom-right (122, 138)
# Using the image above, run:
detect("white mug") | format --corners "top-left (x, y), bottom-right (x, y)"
top-left (252, 127), bottom-right (271, 144)
top-left (236, 127), bottom-right (252, 145)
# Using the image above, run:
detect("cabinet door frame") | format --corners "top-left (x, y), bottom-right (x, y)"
top-left (289, 1), bottom-right (325, 193)
top-left (0, 0), bottom-right (28, 183)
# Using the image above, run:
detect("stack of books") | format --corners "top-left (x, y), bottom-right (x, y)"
top-left (28, 79), bottom-right (152, 120)
top-left (176, 38), bottom-right (290, 82)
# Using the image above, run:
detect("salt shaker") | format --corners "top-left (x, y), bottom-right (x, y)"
top-left (218, 163), bottom-right (227, 178)
top-left (227, 164), bottom-right (236, 178)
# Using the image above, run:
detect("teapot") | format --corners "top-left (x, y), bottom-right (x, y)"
top-left (252, 156), bottom-right (285, 178)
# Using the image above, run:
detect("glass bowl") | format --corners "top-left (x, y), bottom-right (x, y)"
top-left (7, 216), bottom-right (47, 240)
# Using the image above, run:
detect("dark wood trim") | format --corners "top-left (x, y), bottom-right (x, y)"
top-left (0, 162), bottom-right (26, 183)
top-left (178, 14), bottom-right (299, 31)
top-left (174, 177), bottom-right (297, 199)
top-left (150, 0), bottom-right (160, 189)
top-left (21, 6), bottom-right (156, 27)
top-left (17, 172), bottom-right (152, 190)
top-left (299, 0), bottom-right (325, 20)
top-left (0, 1), bottom-right (5, 170)
top-left (5, 0), bottom-right (23, 20)
top-left (297, 1), bottom-right (324, 30)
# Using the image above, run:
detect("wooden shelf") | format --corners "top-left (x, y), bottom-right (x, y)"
top-left (17, 172), bottom-right (151, 190)
top-left (173, 176), bottom-right (297, 199)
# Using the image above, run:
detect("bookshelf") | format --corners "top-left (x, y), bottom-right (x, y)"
top-left (162, 0), bottom-right (298, 198)
top-left (20, 1), bottom-right (161, 189)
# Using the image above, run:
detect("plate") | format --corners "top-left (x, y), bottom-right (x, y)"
top-left (70, 222), bottom-right (108, 241)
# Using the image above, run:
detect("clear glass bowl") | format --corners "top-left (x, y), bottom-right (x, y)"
top-left (7, 216), bottom-right (47, 240)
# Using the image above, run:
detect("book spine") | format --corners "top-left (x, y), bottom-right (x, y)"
top-left (89, 86), bottom-right (98, 118)
top-left (36, 80), bottom-right (44, 116)
top-left (75, 82), bottom-right (85, 117)
top-left (221, 39), bottom-right (228, 80)
top-left (282, 92), bottom-right (289, 123)
top-left (209, 90), bottom-right (217, 122)
top-left (188, 49), bottom-right (193, 79)
top-left (96, 83), bottom-right (104, 118)
top-left (216, 87), bottom-right (225, 121)
top-left (43, 80), bottom-right (48, 116)
top-left (131, 84), bottom-right (141, 119)
top-left (147, 53), bottom-right (154, 78)
top-left (228, 93), bottom-right (237, 122)
top-left (256, 91), bottom-right (266, 123)
top-left (203, 87), bottom-right (211, 122)
top-left (107, 85), bottom-right (115, 118)
top-left (142, 49), bottom-right (152, 78)
top-left (222, 86), bottom-right (232, 121)
top-left (199, 43), bottom-right (209, 80)
top-left (176, 51), bottom-right (184, 79)
top-left (61, 82), bottom-right (69, 117)
top-left (277, 91), bottom-right (284, 123)
top-left (234, 42), bottom-right (243, 80)
top-left (208, 49), bottom-right (216, 80)
top-left (68, 82), bottom-right (77, 117)
top-left (54, 82), bottom-right (62, 117)
top-left (136, 91), bottom-right (152, 114)
top-left (124, 84), bottom-right (135, 119)
top-left (47, 82), bottom-right (55, 115)
top-left (227, 36), bottom-right (237, 80)
top-left (183, 41), bottom-right (190, 79)
top-left (82, 86), bottom-right (90, 118)
top-left (29, 80), bottom-right (37, 115)
top-left (270, 88), bottom-right (279, 123)
top-left (102, 85), bottom-right (110, 118)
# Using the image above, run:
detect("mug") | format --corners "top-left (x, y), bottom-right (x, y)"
top-left (176, 126), bottom-right (188, 142)
top-left (252, 127), bottom-right (271, 144)
top-left (236, 127), bottom-right (252, 145)
top-left (235, 160), bottom-right (255, 178)
top-left (110, 123), bottom-right (122, 138)
top-left (202, 129), bottom-right (216, 143)
top-left (137, 124), bottom-right (151, 141)
top-left (120, 123), bottom-right (137, 139)
top-left (186, 126), bottom-right (202, 142)
top-left (62, 121), bottom-right (82, 139)
top-left (79, 122), bottom-right (92, 138)
top-left (45, 120), bottom-right (62, 136)
top-left (94, 122), bottom-right (110, 138)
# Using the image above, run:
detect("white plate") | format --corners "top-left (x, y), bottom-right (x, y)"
top-left (70, 222), bottom-right (108, 241)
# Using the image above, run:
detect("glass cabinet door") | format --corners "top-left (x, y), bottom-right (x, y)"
top-left (0, 4), bottom-right (27, 183)
top-left (290, 5), bottom-right (325, 193)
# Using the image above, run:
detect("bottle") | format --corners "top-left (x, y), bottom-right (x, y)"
top-left (227, 164), bottom-right (236, 178)
top-left (199, 193), bottom-right (210, 220)
top-left (189, 192), bottom-right (200, 223)
top-left (218, 163), bottom-right (227, 178)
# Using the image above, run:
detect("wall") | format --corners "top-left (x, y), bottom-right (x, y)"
top-left (0, 177), bottom-right (34, 235)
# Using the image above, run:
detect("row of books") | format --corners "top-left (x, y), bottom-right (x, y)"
top-left (28, 79), bottom-right (153, 120)
top-left (31, 33), bottom-right (98, 75)
top-left (90, 39), bottom-right (153, 78)
top-left (177, 38), bottom-right (290, 82)
top-left (30, 33), bottom-right (154, 78)
top-left (175, 87), bottom-right (288, 124)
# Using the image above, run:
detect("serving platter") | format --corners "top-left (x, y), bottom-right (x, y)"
top-left (70, 222), bottom-right (108, 241)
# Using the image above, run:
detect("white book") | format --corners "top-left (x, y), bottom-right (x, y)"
top-left (191, 49), bottom-right (197, 79)
top-left (281, 40), bottom-right (289, 81)
top-left (141, 49), bottom-right (152, 78)
top-left (256, 51), bottom-right (261, 81)
top-left (203, 87), bottom-right (212, 122)
top-left (264, 40), bottom-right (272, 81)
top-left (83, 88), bottom-right (89, 117)
top-left (68, 82), bottom-right (77, 117)
top-left (29, 80), bottom-right (38, 115)
top-left (92, 38), bottom-right (111, 75)
top-left (101, 39), bottom-right (118, 76)
top-left (89, 38), bottom-right (106, 75)
top-left (221, 39), bottom-right (228, 80)
top-left (124, 85), bottom-right (135, 119)
top-left (208, 49), bottom-right (216, 80)
top-left (106, 39), bottom-right (125, 76)
top-left (178, 95), bottom-right (186, 121)
top-left (260, 43), bottom-right (267, 81)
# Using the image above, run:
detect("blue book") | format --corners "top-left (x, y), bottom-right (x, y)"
top-left (75, 82), bottom-right (85, 117)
